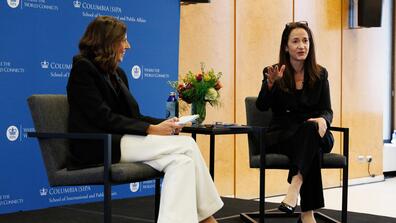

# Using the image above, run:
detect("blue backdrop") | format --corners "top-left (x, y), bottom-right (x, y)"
top-left (0, 0), bottom-right (180, 214)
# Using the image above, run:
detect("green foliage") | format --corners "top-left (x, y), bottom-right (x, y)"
top-left (168, 63), bottom-right (223, 107)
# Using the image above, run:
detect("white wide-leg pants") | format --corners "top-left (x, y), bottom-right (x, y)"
top-left (120, 134), bottom-right (224, 223)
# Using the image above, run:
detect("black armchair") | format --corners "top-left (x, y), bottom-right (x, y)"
top-left (240, 96), bottom-right (349, 223)
top-left (27, 94), bottom-right (163, 223)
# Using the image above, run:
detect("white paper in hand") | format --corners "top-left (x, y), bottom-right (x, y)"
top-left (176, 114), bottom-right (199, 125)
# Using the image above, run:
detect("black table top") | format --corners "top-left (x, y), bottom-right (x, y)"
top-left (181, 124), bottom-right (252, 135)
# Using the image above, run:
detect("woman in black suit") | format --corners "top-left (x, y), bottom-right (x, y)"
top-left (67, 16), bottom-right (222, 223)
top-left (256, 21), bottom-right (333, 223)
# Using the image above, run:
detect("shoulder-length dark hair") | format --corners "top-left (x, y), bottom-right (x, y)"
top-left (78, 16), bottom-right (127, 73)
top-left (278, 22), bottom-right (320, 91)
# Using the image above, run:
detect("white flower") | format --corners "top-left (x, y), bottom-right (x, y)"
top-left (205, 88), bottom-right (218, 101)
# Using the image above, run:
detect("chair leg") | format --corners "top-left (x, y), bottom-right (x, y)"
top-left (314, 212), bottom-right (340, 223)
top-left (241, 210), bottom-right (300, 223)
top-left (103, 134), bottom-right (112, 223)
top-left (313, 164), bottom-right (348, 223)
top-left (104, 181), bottom-right (112, 223)
top-left (240, 164), bottom-right (347, 223)
top-left (239, 163), bottom-right (266, 223)
top-left (240, 212), bottom-right (260, 222)
top-left (259, 163), bottom-right (265, 223)
top-left (154, 178), bottom-right (161, 222)
top-left (342, 165), bottom-right (348, 223)
top-left (240, 128), bottom-right (266, 223)
top-left (342, 127), bottom-right (349, 223)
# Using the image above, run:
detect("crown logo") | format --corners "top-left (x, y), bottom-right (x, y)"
top-left (39, 187), bottom-right (48, 196)
top-left (6, 125), bottom-right (19, 142)
top-left (73, 0), bottom-right (81, 8)
top-left (41, 60), bottom-right (49, 69)
top-left (7, 0), bottom-right (20, 8)
top-left (131, 65), bottom-right (141, 79)
top-left (130, 182), bottom-right (140, 192)
top-left (8, 126), bottom-right (17, 136)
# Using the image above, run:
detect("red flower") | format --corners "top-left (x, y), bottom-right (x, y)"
top-left (214, 81), bottom-right (223, 90)
top-left (196, 74), bottom-right (203, 81)
top-left (179, 92), bottom-right (192, 103)
top-left (185, 83), bottom-right (193, 89)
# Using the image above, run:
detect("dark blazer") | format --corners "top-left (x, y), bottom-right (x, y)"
top-left (256, 65), bottom-right (333, 150)
top-left (66, 55), bottom-right (164, 169)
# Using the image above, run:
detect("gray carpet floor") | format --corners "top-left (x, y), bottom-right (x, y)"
top-left (1, 196), bottom-right (396, 223)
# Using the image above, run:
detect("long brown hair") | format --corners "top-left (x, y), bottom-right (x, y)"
top-left (79, 16), bottom-right (127, 73)
top-left (278, 22), bottom-right (320, 92)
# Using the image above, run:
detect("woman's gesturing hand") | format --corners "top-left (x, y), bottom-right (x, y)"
top-left (147, 117), bottom-right (183, 135)
top-left (307, 117), bottom-right (327, 138)
top-left (265, 64), bottom-right (285, 87)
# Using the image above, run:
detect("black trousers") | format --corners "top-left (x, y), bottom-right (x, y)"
top-left (267, 121), bottom-right (326, 212)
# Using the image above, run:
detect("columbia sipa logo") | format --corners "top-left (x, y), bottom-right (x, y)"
top-left (41, 60), bottom-right (49, 69)
top-left (130, 182), bottom-right (140, 192)
top-left (40, 187), bottom-right (48, 196)
top-left (7, 0), bottom-right (20, 8)
top-left (73, 0), bottom-right (81, 8)
top-left (6, 125), bottom-right (19, 142)
top-left (131, 65), bottom-right (141, 79)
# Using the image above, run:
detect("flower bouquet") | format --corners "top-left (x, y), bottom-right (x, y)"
top-left (169, 63), bottom-right (222, 124)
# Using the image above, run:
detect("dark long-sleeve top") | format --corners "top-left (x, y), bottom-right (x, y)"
top-left (256, 65), bottom-right (333, 146)
top-left (66, 55), bottom-right (164, 169)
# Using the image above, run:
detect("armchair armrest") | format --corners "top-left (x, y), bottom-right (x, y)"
top-left (328, 126), bottom-right (349, 159)
top-left (252, 126), bottom-right (350, 166)
top-left (27, 132), bottom-right (110, 140)
top-left (27, 132), bottom-right (112, 183)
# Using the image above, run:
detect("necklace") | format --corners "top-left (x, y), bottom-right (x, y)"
top-left (294, 72), bottom-right (304, 90)
top-left (295, 80), bottom-right (304, 90)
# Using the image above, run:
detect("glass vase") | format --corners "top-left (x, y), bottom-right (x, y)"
top-left (191, 101), bottom-right (206, 125)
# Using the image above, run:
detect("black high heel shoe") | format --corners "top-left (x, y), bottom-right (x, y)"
top-left (278, 201), bottom-right (297, 214)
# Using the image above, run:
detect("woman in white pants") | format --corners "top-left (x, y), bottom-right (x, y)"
top-left (121, 135), bottom-right (223, 222)
top-left (67, 16), bottom-right (223, 223)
